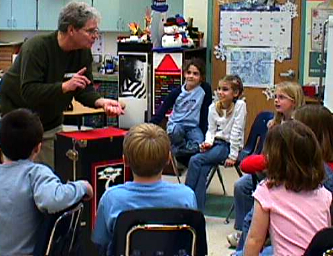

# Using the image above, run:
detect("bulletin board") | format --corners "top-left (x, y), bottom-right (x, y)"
top-left (219, 10), bottom-right (292, 48)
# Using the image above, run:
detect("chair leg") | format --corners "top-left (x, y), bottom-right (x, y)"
top-left (235, 165), bottom-right (243, 177)
top-left (216, 167), bottom-right (226, 195)
top-left (224, 203), bottom-right (234, 224)
top-left (170, 154), bottom-right (181, 184)
top-left (206, 166), bottom-right (217, 189)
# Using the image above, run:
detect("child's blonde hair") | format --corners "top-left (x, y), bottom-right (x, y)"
top-left (216, 75), bottom-right (244, 117)
top-left (123, 123), bottom-right (170, 177)
top-left (263, 120), bottom-right (324, 192)
top-left (272, 81), bottom-right (305, 125)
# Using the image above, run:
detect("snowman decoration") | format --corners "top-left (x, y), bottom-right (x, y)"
top-left (175, 14), bottom-right (194, 48)
top-left (161, 17), bottom-right (183, 48)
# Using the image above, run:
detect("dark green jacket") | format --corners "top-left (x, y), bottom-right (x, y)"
top-left (1, 31), bottom-right (101, 131)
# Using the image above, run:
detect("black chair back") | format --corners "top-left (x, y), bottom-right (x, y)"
top-left (239, 111), bottom-right (274, 159)
top-left (303, 227), bottom-right (333, 256)
top-left (34, 202), bottom-right (84, 256)
top-left (112, 208), bottom-right (208, 256)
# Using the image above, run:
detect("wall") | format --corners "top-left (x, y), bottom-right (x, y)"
top-left (183, 0), bottom-right (208, 46)
top-left (0, 30), bottom-right (126, 57)
top-left (302, 0), bottom-right (325, 85)
top-left (0, 0), bottom-right (209, 55)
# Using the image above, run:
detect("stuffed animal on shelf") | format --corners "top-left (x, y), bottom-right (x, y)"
top-left (161, 17), bottom-right (182, 48)
top-left (175, 14), bottom-right (194, 48)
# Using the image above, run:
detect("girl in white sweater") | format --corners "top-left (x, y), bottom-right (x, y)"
top-left (185, 75), bottom-right (247, 210)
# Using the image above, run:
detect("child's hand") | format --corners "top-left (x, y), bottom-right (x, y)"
top-left (83, 181), bottom-right (93, 201)
top-left (200, 142), bottom-right (212, 152)
top-left (225, 158), bottom-right (236, 167)
top-left (267, 119), bottom-right (275, 129)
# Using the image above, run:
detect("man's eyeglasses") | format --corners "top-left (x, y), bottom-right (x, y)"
top-left (81, 28), bottom-right (100, 36)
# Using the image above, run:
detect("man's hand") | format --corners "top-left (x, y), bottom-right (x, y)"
top-left (83, 181), bottom-right (93, 201)
top-left (95, 98), bottom-right (125, 117)
top-left (62, 67), bottom-right (91, 93)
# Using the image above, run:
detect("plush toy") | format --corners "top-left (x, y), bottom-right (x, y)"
top-left (175, 14), bottom-right (194, 47)
top-left (161, 17), bottom-right (182, 48)
top-left (151, 0), bottom-right (168, 48)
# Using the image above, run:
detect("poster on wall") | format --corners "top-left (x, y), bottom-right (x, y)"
top-left (118, 52), bottom-right (148, 129)
top-left (311, 8), bottom-right (333, 51)
top-left (220, 10), bottom-right (292, 48)
top-left (226, 48), bottom-right (275, 88)
top-left (152, 52), bottom-right (182, 114)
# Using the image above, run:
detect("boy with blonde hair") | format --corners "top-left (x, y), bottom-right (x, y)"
top-left (92, 123), bottom-right (197, 255)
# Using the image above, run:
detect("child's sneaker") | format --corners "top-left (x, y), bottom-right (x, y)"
top-left (227, 231), bottom-right (241, 248)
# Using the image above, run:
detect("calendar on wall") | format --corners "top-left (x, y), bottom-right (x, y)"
top-left (219, 10), bottom-right (292, 48)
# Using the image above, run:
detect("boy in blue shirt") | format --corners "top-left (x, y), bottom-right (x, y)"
top-left (0, 108), bottom-right (93, 255)
top-left (92, 123), bottom-right (197, 255)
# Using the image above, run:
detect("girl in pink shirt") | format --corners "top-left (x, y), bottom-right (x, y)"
top-left (244, 121), bottom-right (332, 256)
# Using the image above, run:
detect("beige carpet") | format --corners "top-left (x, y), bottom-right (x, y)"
top-left (163, 165), bottom-right (241, 256)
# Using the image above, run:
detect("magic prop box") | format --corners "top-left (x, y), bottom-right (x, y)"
top-left (55, 127), bottom-right (130, 254)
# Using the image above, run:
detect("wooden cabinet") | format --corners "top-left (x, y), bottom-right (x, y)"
top-left (0, 43), bottom-right (22, 72)
top-left (0, 0), bottom-right (37, 30)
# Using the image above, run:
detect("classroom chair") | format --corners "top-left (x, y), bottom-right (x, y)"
top-left (33, 202), bottom-right (84, 256)
top-left (111, 208), bottom-right (208, 256)
top-left (303, 227), bottom-right (333, 256)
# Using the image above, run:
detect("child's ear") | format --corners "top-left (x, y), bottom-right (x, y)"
top-left (35, 142), bottom-right (42, 155)
top-left (167, 151), bottom-right (172, 165)
top-left (123, 154), bottom-right (130, 167)
top-left (31, 142), bottom-right (42, 160)
top-left (233, 89), bottom-right (240, 98)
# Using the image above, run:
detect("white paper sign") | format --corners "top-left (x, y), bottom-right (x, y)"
top-left (220, 11), bottom-right (292, 48)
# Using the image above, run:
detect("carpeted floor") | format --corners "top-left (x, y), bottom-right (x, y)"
top-left (204, 194), bottom-right (235, 218)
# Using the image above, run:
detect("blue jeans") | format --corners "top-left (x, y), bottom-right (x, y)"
top-left (185, 140), bottom-right (230, 211)
top-left (234, 245), bottom-right (273, 256)
top-left (169, 124), bottom-right (204, 157)
top-left (237, 207), bottom-right (254, 251)
top-left (234, 174), bottom-right (254, 230)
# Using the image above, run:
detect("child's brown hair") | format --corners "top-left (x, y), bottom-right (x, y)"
top-left (263, 120), bottom-right (324, 192)
top-left (123, 123), bottom-right (170, 177)
top-left (183, 57), bottom-right (205, 82)
top-left (294, 104), bottom-right (333, 163)
top-left (216, 75), bottom-right (244, 117)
